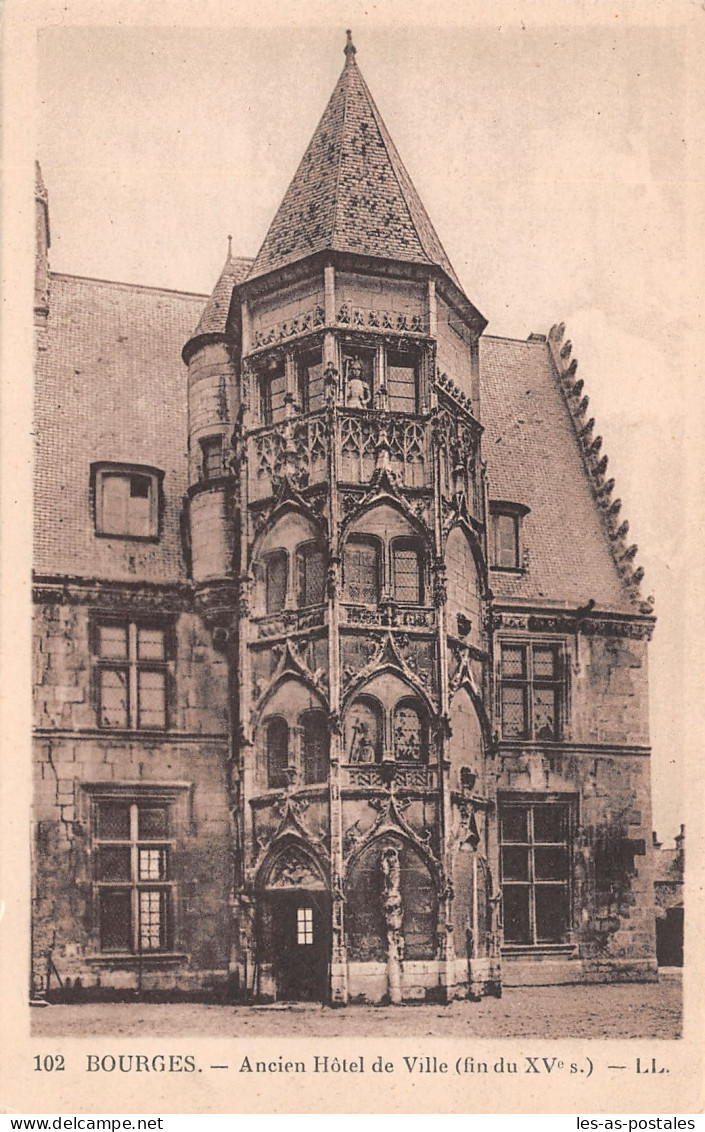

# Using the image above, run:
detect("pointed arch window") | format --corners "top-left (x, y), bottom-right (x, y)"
top-left (344, 537), bottom-right (381, 605)
top-left (263, 549), bottom-right (288, 613)
top-left (265, 716), bottom-right (289, 789)
top-left (346, 697), bottom-right (383, 764)
top-left (391, 537), bottom-right (424, 604)
top-left (300, 709), bottom-right (329, 785)
top-left (393, 699), bottom-right (426, 762)
top-left (296, 541), bottom-right (326, 608)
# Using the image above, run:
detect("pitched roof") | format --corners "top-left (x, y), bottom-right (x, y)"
top-left (192, 248), bottom-right (253, 338)
top-left (247, 36), bottom-right (462, 289)
top-left (35, 274), bottom-right (205, 583)
top-left (36, 274), bottom-right (640, 615)
top-left (480, 335), bottom-right (636, 614)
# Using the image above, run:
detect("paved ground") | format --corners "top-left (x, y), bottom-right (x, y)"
top-left (32, 972), bottom-right (682, 1040)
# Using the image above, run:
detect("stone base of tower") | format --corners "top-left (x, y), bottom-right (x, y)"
top-left (341, 959), bottom-right (501, 1005)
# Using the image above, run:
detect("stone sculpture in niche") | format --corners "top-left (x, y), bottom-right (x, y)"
top-left (345, 357), bottom-right (372, 409)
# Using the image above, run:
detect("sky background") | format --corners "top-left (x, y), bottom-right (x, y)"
top-left (35, 14), bottom-right (697, 841)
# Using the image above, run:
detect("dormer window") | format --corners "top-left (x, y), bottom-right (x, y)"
top-left (489, 501), bottom-right (529, 571)
top-left (92, 463), bottom-right (162, 540)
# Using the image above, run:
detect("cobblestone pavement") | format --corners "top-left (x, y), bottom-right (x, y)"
top-left (32, 972), bottom-right (682, 1040)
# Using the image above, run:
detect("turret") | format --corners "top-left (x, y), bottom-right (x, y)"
top-left (182, 242), bottom-right (250, 585)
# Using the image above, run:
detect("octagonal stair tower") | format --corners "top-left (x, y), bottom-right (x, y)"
top-left (183, 31), bottom-right (497, 1005)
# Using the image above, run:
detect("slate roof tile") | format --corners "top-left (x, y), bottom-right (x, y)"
top-left (247, 46), bottom-right (461, 289)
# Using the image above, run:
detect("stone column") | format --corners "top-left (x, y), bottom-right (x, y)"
top-left (381, 847), bottom-right (404, 1004)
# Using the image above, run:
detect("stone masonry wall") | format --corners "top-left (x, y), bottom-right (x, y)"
top-left (32, 601), bottom-right (233, 995)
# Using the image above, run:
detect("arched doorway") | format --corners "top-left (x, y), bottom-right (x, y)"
top-left (258, 842), bottom-right (331, 1002)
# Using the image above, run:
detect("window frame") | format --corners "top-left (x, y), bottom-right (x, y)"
top-left (200, 435), bottom-right (224, 481)
top-left (385, 345), bottom-right (421, 414)
top-left (265, 715), bottom-right (290, 789)
top-left (92, 617), bottom-right (173, 732)
top-left (390, 536), bottom-right (425, 605)
top-left (262, 548), bottom-right (289, 614)
top-left (258, 358), bottom-right (287, 425)
top-left (295, 540), bottom-right (327, 609)
top-left (499, 796), bottom-right (574, 948)
top-left (299, 708), bottom-right (330, 785)
top-left (296, 347), bottom-right (325, 414)
top-left (392, 697), bottom-right (428, 763)
top-left (489, 501), bottom-right (529, 572)
top-left (498, 638), bottom-right (566, 742)
top-left (343, 535), bottom-right (383, 606)
top-left (91, 462), bottom-right (163, 542)
top-left (92, 797), bottom-right (176, 955)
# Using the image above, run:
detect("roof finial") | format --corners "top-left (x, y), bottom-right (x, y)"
top-left (344, 29), bottom-right (356, 65)
top-left (227, 234), bottom-right (233, 259)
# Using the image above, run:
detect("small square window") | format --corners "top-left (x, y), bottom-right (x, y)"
top-left (92, 463), bottom-right (162, 540)
top-left (297, 906), bottom-right (314, 945)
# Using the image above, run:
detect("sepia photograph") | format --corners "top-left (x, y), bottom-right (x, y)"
top-left (27, 15), bottom-right (691, 1043)
top-left (4, 4), bottom-right (701, 1113)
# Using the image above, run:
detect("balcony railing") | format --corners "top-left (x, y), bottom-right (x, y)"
top-left (342, 763), bottom-right (438, 790)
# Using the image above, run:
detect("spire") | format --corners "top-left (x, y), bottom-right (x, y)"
top-left (246, 36), bottom-right (463, 291)
top-left (344, 29), bottom-right (356, 65)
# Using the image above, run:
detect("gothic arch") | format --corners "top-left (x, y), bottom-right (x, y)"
top-left (250, 498), bottom-right (326, 568)
top-left (338, 492), bottom-right (432, 556)
top-left (256, 833), bottom-right (329, 893)
top-left (444, 519), bottom-right (489, 601)
top-left (253, 671), bottom-right (327, 731)
top-left (448, 677), bottom-right (492, 751)
top-left (344, 830), bottom-right (440, 962)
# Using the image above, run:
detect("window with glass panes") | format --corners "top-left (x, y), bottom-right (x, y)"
top-left (499, 642), bottom-right (564, 740)
top-left (200, 436), bottom-right (223, 480)
top-left (297, 906), bottom-right (314, 945)
top-left (386, 349), bottom-right (419, 413)
top-left (297, 349), bottom-right (324, 413)
top-left (344, 539), bottom-right (381, 604)
top-left (500, 800), bottom-right (572, 945)
top-left (296, 541), bottom-right (326, 607)
top-left (300, 709), bottom-right (329, 784)
top-left (264, 550), bottom-right (288, 613)
top-left (266, 716), bottom-right (289, 788)
top-left (259, 360), bottom-right (287, 424)
top-left (391, 538), bottom-right (423, 603)
top-left (94, 799), bottom-right (173, 953)
top-left (95, 621), bottom-right (169, 730)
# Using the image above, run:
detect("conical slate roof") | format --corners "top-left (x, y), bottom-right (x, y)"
top-left (247, 33), bottom-right (462, 290)
top-left (193, 245), bottom-right (253, 337)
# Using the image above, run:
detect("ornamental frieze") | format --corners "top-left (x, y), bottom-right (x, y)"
top-left (493, 610), bottom-right (654, 641)
top-left (252, 304), bottom-right (325, 349)
top-left (255, 607), bottom-right (326, 639)
top-left (336, 303), bottom-right (425, 335)
top-left (342, 605), bottom-right (435, 629)
top-left (32, 578), bottom-right (193, 612)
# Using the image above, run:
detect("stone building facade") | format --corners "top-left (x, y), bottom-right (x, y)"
top-left (32, 35), bottom-right (657, 1004)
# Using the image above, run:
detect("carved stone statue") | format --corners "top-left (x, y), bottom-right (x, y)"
top-left (345, 357), bottom-right (371, 409)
